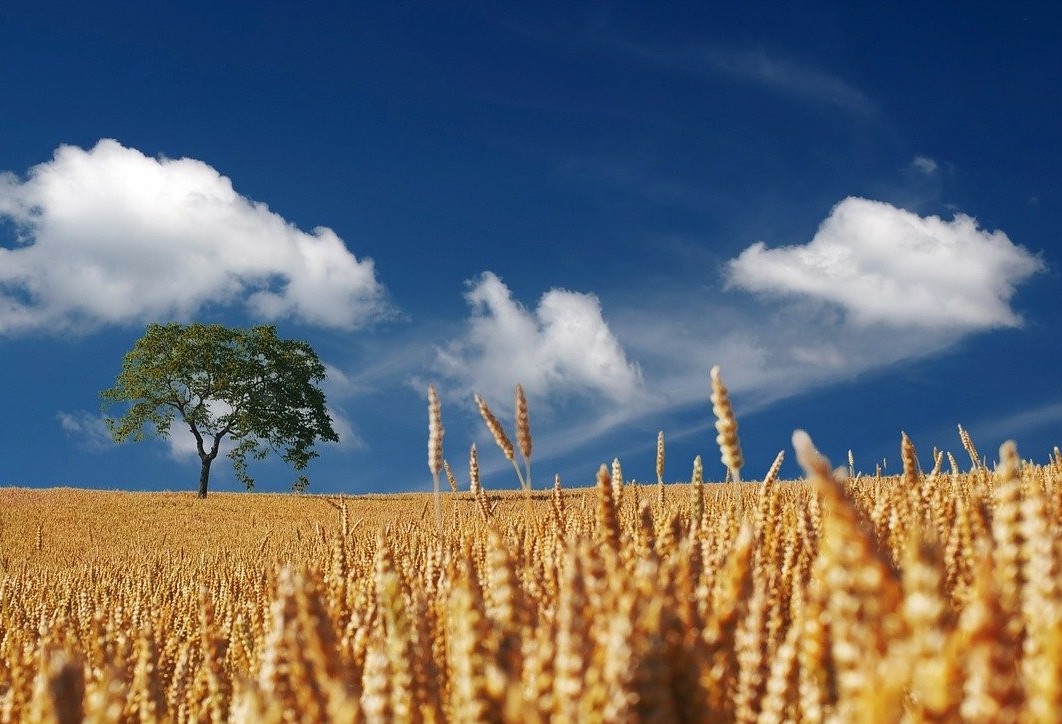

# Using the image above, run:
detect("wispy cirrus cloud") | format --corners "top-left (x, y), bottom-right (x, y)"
top-left (57, 410), bottom-right (114, 452)
top-left (598, 197), bottom-right (1046, 452)
top-left (970, 400), bottom-right (1062, 446)
top-left (0, 139), bottom-right (393, 335)
top-left (698, 46), bottom-right (875, 114)
top-left (414, 197), bottom-right (1045, 483)
top-left (613, 41), bottom-right (875, 114)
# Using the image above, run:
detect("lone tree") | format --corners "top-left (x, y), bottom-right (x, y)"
top-left (102, 322), bottom-right (339, 497)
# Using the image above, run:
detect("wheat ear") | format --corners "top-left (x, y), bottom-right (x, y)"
top-left (427, 385), bottom-right (444, 534)
top-left (762, 450), bottom-right (784, 488)
top-left (474, 393), bottom-right (527, 490)
top-left (515, 384), bottom-right (533, 490)
top-left (690, 455), bottom-right (704, 535)
top-left (655, 430), bottom-right (666, 510)
top-left (1019, 453), bottom-right (1062, 719)
top-left (958, 424), bottom-right (982, 472)
top-left (710, 365), bottom-right (744, 484)
top-left (946, 451), bottom-right (961, 476)
top-left (469, 443), bottom-right (481, 494)
top-left (550, 474), bottom-right (567, 538)
top-left (793, 429), bottom-right (905, 715)
top-left (443, 460), bottom-right (457, 493)
top-left (596, 463), bottom-right (620, 551)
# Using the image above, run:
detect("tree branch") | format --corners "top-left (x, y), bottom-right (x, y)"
top-left (188, 420), bottom-right (207, 459)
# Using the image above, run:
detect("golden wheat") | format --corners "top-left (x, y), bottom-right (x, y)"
top-left (474, 393), bottom-right (527, 492)
top-left (427, 384), bottom-right (444, 533)
top-left (515, 384), bottom-right (533, 491)
top-left (1, 418), bottom-right (1060, 722)
top-left (710, 365), bottom-right (745, 484)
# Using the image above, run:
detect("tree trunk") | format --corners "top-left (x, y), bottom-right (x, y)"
top-left (198, 456), bottom-right (212, 498)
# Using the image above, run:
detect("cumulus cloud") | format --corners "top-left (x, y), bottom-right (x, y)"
top-left (727, 197), bottom-right (1043, 330)
top-left (164, 426), bottom-right (211, 461)
top-left (0, 139), bottom-right (391, 334)
top-left (436, 272), bottom-right (643, 406)
top-left (57, 410), bottom-right (114, 452)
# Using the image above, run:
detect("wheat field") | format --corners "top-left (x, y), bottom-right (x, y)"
top-left (1, 429), bottom-right (1061, 722)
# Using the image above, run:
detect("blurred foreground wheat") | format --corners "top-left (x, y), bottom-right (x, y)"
top-left (2, 433), bottom-right (1062, 722)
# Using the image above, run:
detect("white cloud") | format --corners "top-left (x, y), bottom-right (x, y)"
top-left (146, 397), bottom-right (235, 461)
top-left (57, 410), bottom-right (114, 452)
top-left (0, 139), bottom-right (391, 334)
top-left (161, 402), bottom-right (364, 460)
top-left (322, 362), bottom-right (358, 398)
top-left (596, 196), bottom-right (1047, 465)
top-left (727, 197), bottom-right (1043, 330)
top-left (912, 156), bottom-right (939, 175)
top-left (325, 404), bottom-right (366, 451)
top-left (436, 271), bottom-right (643, 406)
top-left (165, 426), bottom-right (208, 461)
top-left (420, 200), bottom-right (1045, 482)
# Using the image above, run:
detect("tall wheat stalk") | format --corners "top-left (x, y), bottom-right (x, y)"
top-left (515, 384), bottom-right (533, 490)
top-left (958, 424), bottom-right (983, 472)
top-left (711, 365), bottom-right (744, 484)
top-left (474, 393), bottom-right (527, 491)
top-left (656, 430), bottom-right (666, 510)
top-left (427, 384), bottom-right (444, 534)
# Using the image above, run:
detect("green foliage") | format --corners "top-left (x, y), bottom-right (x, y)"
top-left (102, 322), bottom-right (339, 494)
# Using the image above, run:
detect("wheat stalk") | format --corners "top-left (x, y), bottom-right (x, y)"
top-left (761, 450), bottom-right (784, 488)
top-left (655, 430), bottom-right (666, 510)
top-left (515, 384), bottom-right (533, 490)
top-left (710, 365), bottom-right (744, 484)
top-left (611, 457), bottom-right (624, 510)
top-left (474, 393), bottom-right (527, 491)
top-left (469, 443), bottom-right (481, 495)
top-left (690, 455), bottom-right (704, 535)
top-left (428, 384), bottom-right (444, 534)
top-left (550, 474), bottom-right (567, 538)
top-left (443, 460), bottom-right (458, 494)
top-left (595, 463), bottom-right (620, 552)
top-left (958, 424), bottom-right (982, 472)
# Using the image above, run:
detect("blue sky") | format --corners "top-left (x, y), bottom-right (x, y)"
top-left (1, 2), bottom-right (1059, 494)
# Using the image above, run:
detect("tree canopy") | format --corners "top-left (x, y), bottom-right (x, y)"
top-left (102, 323), bottom-right (339, 497)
